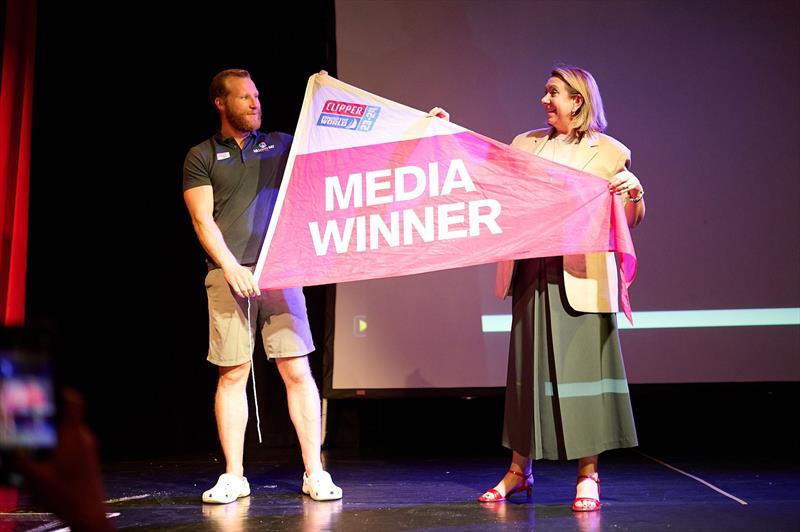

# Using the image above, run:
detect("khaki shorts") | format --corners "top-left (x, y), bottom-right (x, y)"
top-left (204, 268), bottom-right (315, 366)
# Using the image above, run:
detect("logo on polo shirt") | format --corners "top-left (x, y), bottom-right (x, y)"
top-left (252, 142), bottom-right (274, 153)
top-left (216, 152), bottom-right (231, 160)
top-left (317, 100), bottom-right (381, 132)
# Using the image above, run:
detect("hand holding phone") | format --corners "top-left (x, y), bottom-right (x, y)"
top-left (0, 327), bottom-right (113, 530)
top-left (0, 350), bottom-right (57, 450)
top-left (14, 388), bottom-right (113, 531)
top-left (0, 330), bottom-right (58, 485)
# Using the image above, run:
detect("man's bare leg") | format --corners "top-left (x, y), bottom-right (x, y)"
top-left (276, 356), bottom-right (323, 475)
top-left (215, 362), bottom-right (251, 477)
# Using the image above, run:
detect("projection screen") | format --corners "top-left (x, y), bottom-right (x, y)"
top-left (325, 0), bottom-right (800, 396)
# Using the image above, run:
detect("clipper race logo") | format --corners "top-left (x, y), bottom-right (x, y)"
top-left (317, 100), bottom-right (381, 132)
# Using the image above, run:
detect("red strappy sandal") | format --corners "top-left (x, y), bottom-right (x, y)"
top-left (478, 469), bottom-right (534, 502)
top-left (572, 473), bottom-right (601, 512)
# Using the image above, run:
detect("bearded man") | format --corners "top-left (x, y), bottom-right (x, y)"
top-left (183, 69), bottom-right (341, 504)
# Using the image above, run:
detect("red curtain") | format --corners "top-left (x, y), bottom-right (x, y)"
top-left (0, 0), bottom-right (37, 327)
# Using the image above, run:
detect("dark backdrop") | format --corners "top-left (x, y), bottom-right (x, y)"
top-left (24, 1), bottom-right (797, 463)
top-left (27, 2), bottom-right (337, 460)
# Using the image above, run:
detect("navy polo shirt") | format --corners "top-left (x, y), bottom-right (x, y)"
top-left (183, 130), bottom-right (292, 268)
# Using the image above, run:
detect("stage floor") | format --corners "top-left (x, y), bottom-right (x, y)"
top-left (5, 448), bottom-right (798, 531)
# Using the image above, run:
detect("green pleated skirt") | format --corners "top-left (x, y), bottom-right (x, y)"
top-left (502, 257), bottom-right (638, 460)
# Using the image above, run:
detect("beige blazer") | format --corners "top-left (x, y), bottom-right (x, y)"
top-left (495, 127), bottom-right (635, 313)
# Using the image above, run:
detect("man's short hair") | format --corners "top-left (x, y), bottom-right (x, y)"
top-left (209, 69), bottom-right (251, 105)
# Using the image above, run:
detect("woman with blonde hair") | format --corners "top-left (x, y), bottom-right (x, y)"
top-left (478, 65), bottom-right (645, 511)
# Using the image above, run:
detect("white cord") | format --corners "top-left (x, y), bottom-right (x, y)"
top-left (638, 451), bottom-right (748, 505)
top-left (246, 297), bottom-right (263, 443)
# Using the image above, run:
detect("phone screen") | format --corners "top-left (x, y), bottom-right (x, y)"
top-left (0, 348), bottom-right (57, 451)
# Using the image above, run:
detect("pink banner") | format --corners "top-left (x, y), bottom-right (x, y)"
top-left (257, 129), bottom-right (636, 320)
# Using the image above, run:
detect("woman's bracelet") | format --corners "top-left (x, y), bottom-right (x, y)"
top-left (628, 188), bottom-right (644, 203)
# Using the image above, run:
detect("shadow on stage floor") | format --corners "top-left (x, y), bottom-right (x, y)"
top-left (5, 446), bottom-right (797, 531)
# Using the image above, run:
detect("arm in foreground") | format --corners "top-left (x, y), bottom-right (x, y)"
top-left (184, 185), bottom-right (261, 297)
top-left (15, 389), bottom-right (115, 532)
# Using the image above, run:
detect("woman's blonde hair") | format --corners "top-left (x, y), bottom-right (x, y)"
top-left (551, 66), bottom-right (607, 137)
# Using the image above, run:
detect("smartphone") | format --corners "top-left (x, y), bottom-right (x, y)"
top-left (0, 327), bottom-right (59, 485)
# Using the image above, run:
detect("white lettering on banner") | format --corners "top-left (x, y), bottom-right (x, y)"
top-left (441, 159), bottom-right (476, 195)
top-left (395, 165), bottom-right (426, 202)
top-left (370, 212), bottom-right (400, 249)
top-left (325, 159), bottom-right (472, 211)
top-left (402, 207), bottom-right (435, 244)
top-left (469, 199), bottom-right (502, 236)
top-left (428, 162), bottom-right (440, 197)
top-left (309, 217), bottom-right (355, 254)
top-left (366, 169), bottom-right (393, 206)
top-left (310, 159), bottom-right (502, 256)
top-left (325, 172), bottom-right (363, 212)
top-left (438, 202), bottom-right (467, 240)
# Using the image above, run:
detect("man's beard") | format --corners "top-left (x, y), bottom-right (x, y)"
top-left (226, 108), bottom-right (261, 132)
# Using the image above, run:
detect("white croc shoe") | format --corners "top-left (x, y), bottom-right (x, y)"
top-left (202, 473), bottom-right (251, 504)
top-left (302, 470), bottom-right (343, 501)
